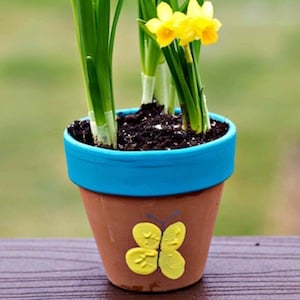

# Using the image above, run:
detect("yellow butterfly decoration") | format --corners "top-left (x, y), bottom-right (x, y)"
top-left (125, 221), bottom-right (186, 280)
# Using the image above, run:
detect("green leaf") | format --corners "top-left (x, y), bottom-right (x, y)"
top-left (75, 0), bottom-right (97, 57)
top-left (139, 0), bottom-right (157, 20)
top-left (86, 56), bottom-right (105, 125)
top-left (71, 0), bottom-right (123, 147)
top-left (109, 0), bottom-right (124, 63)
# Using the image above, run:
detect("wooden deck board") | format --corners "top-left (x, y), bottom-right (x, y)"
top-left (0, 237), bottom-right (299, 299)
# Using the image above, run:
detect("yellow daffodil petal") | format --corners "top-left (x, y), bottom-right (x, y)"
top-left (187, 0), bottom-right (202, 19)
top-left (213, 18), bottom-right (222, 31)
top-left (188, 1), bottom-right (214, 19)
top-left (201, 1), bottom-right (214, 19)
top-left (173, 11), bottom-right (187, 22)
top-left (146, 18), bottom-right (161, 34)
top-left (157, 2), bottom-right (173, 21)
top-left (173, 13), bottom-right (196, 45)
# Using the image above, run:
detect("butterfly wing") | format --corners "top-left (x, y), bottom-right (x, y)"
top-left (126, 247), bottom-right (158, 275)
top-left (125, 222), bottom-right (161, 275)
top-left (159, 221), bottom-right (186, 279)
top-left (158, 250), bottom-right (185, 279)
top-left (132, 222), bottom-right (161, 249)
top-left (161, 221), bottom-right (186, 251)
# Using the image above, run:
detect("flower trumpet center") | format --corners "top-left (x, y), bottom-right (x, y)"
top-left (157, 25), bottom-right (176, 47)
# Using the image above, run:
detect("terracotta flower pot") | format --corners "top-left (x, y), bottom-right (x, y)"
top-left (63, 109), bottom-right (236, 292)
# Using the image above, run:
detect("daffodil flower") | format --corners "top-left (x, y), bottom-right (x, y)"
top-left (187, 0), bottom-right (222, 45)
top-left (141, 0), bottom-right (222, 134)
top-left (146, 2), bottom-right (177, 47)
top-left (173, 12), bottom-right (196, 46)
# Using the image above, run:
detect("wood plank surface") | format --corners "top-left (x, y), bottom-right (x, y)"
top-left (0, 237), bottom-right (299, 300)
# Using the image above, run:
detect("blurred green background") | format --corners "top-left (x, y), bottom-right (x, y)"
top-left (1, 0), bottom-right (299, 237)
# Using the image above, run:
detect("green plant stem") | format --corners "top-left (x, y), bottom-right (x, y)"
top-left (162, 43), bottom-right (200, 131)
top-left (154, 62), bottom-right (171, 112)
top-left (71, 0), bottom-right (123, 148)
top-left (183, 44), bottom-right (202, 131)
top-left (168, 79), bottom-right (176, 115)
top-left (141, 74), bottom-right (156, 104)
top-left (138, 0), bottom-right (162, 105)
top-left (191, 42), bottom-right (211, 132)
top-left (140, 41), bottom-right (161, 104)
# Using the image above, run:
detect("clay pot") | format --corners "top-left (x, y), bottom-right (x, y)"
top-left (63, 109), bottom-right (236, 292)
top-left (80, 184), bottom-right (223, 292)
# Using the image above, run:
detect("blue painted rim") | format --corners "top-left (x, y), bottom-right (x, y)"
top-left (63, 109), bottom-right (237, 196)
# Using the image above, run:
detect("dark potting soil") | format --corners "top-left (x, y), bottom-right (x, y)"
top-left (67, 103), bottom-right (229, 151)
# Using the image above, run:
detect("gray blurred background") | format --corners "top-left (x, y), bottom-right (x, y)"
top-left (1, 0), bottom-right (299, 237)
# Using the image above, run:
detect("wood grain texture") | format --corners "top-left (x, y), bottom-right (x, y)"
top-left (0, 237), bottom-right (299, 300)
